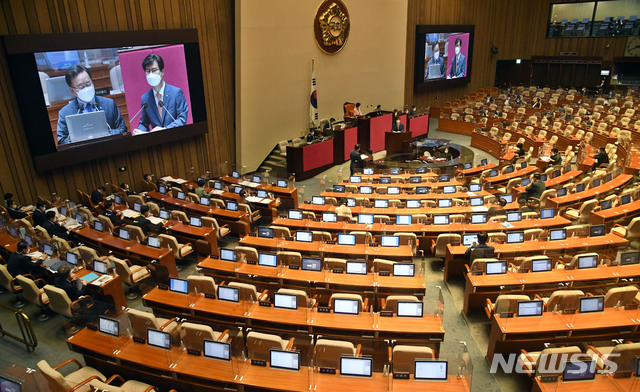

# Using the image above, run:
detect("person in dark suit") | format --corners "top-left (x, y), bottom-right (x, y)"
top-left (464, 232), bottom-right (495, 262)
top-left (449, 37), bottom-right (466, 78)
top-left (54, 264), bottom-right (87, 302)
top-left (5, 199), bottom-right (27, 220)
top-left (526, 173), bottom-right (546, 200)
top-left (133, 54), bottom-right (189, 134)
top-left (102, 201), bottom-right (122, 226)
top-left (532, 97), bottom-right (542, 109)
top-left (391, 117), bottom-right (405, 132)
top-left (487, 198), bottom-right (507, 218)
top-left (373, 105), bottom-right (383, 116)
top-left (56, 65), bottom-right (127, 145)
top-left (133, 205), bottom-right (163, 234)
top-left (592, 146), bottom-right (609, 171)
top-left (349, 144), bottom-right (363, 176)
top-left (425, 42), bottom-right (445, 79)
top-left (7, 241), bottom-right (32, 278)
top-left (90, 186), bottom-right (105, 205)
top-left (32, 201), bottom-right (48, 227)
top-left (2, 193), bottom-right (13, 209)
top-left (323, 118), bottom-right (336, 137)
top-left (42, 211), bottom-right (70, 239)
top-left (549, 148), bottom-right (562, 166)
top-left (120, 183), bottom-right (136, 196)
top-left (410, 105), bottom-right (417, 115)
top-left (306, 128), bottom-right (318, 143)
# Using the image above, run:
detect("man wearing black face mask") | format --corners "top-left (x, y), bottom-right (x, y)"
top-left (133, 53), bottom-right (189, 135)
top-left (56, 65), bottom-right (127, 145)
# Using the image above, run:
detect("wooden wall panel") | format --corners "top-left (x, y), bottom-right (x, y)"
top-left (406, 0), bottom-right (629, 109)
top-left (0, 0), bottom-right (234, 205)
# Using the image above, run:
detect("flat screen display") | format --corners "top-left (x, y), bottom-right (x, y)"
top-left (406, 200), bottom-right (421, 208)
top-left (346, 261), bottom-right (367, 275)
top-left (557, 187), bottom-right (567, 197)
top-left (469, 183), bottom-right (481, 192)
top-left (521, 178), bottom-right (530, 186)
top-left (119, 228), bottom-right (130, 240)
top-left (433, 215), bottom-right (449, 225)
top-left (301, 257), bottom-right (322, 271)
top-left (410, 176), bottom-right (421, 183)
top-left (374, 199), bottom-right (389, 208)
top-left (334, 299), bottom-right (359, 315)
top-left (379, 176), bottom-right (391, 184)
top-left (397, 301), bottom-right (423, 317)
top-left (480, 159), bottom-right (487, 166)
top-left (65, 252), bottom-right (78, 265)
top-left (252, 175), bottom-right (261, 183)
top-left (220, 248), bottom-right (236, 262)
top-left (43, 243), bottom-right (54, 257)
top-left (277, 179), bottom-right (288, 188)
top-left (288, 210), bottom-right (302, 220)
top-left (350, 176), bottom-right (361, 183)
top-left (147, 236), bottom-right (161, 249)
top-left (601, 199), bottom-right (611, 210)
top-left (464, 162), bottom-right (472, 169)
top-left (415, 360), bottom-right (448, 380)
top-left (312, 196), bottom-right (325, 205)
top-left (189, 216), bottom-right (202, 227)
top-left (393, 263), bottom-right (415, 276)
top-left (159, 209), bottom-right (170, 219)
top-left (396, 215), bottom-right (412, 225)
top-left (416, 186), bottom-right (429, 194)
top-left (470, 197), bottom-right (483, 206)
top-left (257, 190), bottom-right (268, 198)
top-left (322, 210), bottom-right (337, 220)
top-left (579, 296), bottom-right (604, 313)
top-left (443, 186), bottom-right (455, 194)
top-left (577, 255), bottom-right (598, 269)
top-left (337, 234), bottom-right (356, 246)
top-left (388, 186), bottom-right (401, 195)
top-left (147, 329), bottom-right (171, 350)
top-left (363, 168), bottom-right (374, 175)
top-left (549, 229), bottom-right (566, 241)
top-left (169, 278), bottom-right (188, 294)
top-left (485, 261), bottom-right (507, 275)
top-left (274, 293), bottom-right (298, 310)
top-left (621, 194), bottom-right (631, 205)
top-left (506, 232), bottom-right (524, 243)
top-left (203, 340), bottom-right (231, 361)
top-left (390, 168), bottom-right (401, 175)
top-left (257, 227), bottom-right (273, 239)
top-left (93, 260), bottom-right (108, 274)
top-left (439, 174), bottom-right (450, 182)
top-left (620, 251), bottom-right (640, 265)
top-left (590, 224), bottom-right (605, 237)
top-left (575, 183), bottom-right (585, 193)
top-left (507, 212), bottom-right (521, 222)
top-left (531, 258), bottom-right (553, 272)
top-left (438, 199), bottom-right (452, 208)
top-left (506, 166), bottom-right (514, 174)
top-left (381, 236), bottom-right (400, 247)
top-left (358, 214), bottom-right (374, 224)
top-left (93, 220), bottom-right (104, 232)
top-left (176, 191), bottom-right (186, 200)
top-left (462, 233), bottom-right (478, 246)
top-left (562, 361), bottom-right (596, 381)
top-left (517, 300), bottom-right (543, 317)
top-left (360, 186), bottom-right (373, 194)
top-left (226, 201), bottom-right (238, 211)
top-left (98, 316), bottom-right (119, 337)
top-left (295, 231), bottom-right (313, 243)
top-left (501, 194), bottom-right (513, 203)
top-left (471, 213), bottom-right (486, 224)
top-left (333, 184), bottom-right (345, 193)
top-left (258, 253), bottom-right (277, 267)
top-left (217, 286), bottom-right (239, 302)
top-left (199, 196), bottom-right (210, 206)
top-left (340, 357), bottom-right (372, 377)
top-left (416, 167), bottom-right (427, 174)
top-left (540, 208), bottom-right (554, 219)
top-left (269, 349), bottom-right (300, 371)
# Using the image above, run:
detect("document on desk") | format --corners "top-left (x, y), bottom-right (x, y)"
top-left (121, 209), bottom-right (140, 219)
top-left (471, 206), bottom-right (489, 212)
top-left (466, 192), bottom-right (477, 196)
top-left (90, 275), bottom-right (113, 286)
top-left (147, 217), bottom-right (166, 225)
top-left (210, 189), bottom-right (224, 195)
top-left (360, 154), bottom-right (368, 159)
top-left (246, 196), bottom-right (265, 204)
top-left (501, 222), bottom-right (514, 228)
top-left (238, 180), bottom-right (253, 186)
top-left (28, 251), bottom-right (44, 260)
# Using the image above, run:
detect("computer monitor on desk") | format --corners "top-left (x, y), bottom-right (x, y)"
top-left (549, 229), bottom-right (566, 241)
top-left (133, 202), bottom-right (142, 212)
top-left (507, 212), bottom-right (521, 222)
top-left (312, 196), bottom-right (325, 205)
top-left (360, 186), bottom-right (373, 194)
top-left (98, 316), bottom-right (119, 337)
top-left (270, 350), bottom-right (300, 371)
top-left (396, 215), bottom-right (412, 225)
top-left (334, 298), bottom-right (359, 315)
top-left (531, 258), bottom-right (553, 272)
top-left (540, 208), bottom-right (554, 219)
top-left (506, 232), bottom-right (524, 244)
top-left (226, 201), bottom-right (238, 211)
top-left (381, 235), bottom-right (400, 247)
top-left (443, 186), bottom-right (455, 194)
top-left (358, 214), bottom-right (374, 225)
top-left (220, 248), bottom-right (236, 262)
top-left (463, 233), bottom-right (478, 246)
top-left (274, 293), bottom-right (298, 310)
top-left (200, 196), bottom-right (210, 206)
top-left (119, 228), bottom-right (130, 241)
top-left (258, 253), bottom-right (277, 267)
top-left (562, 360), bottom-right (596, 381)
top-left (374, 199), bottom-right (389, 208)
top-left (406, 199), bottom-right (421, 208)
top-left (43, 243), bottom-right (54, 257)
top-left (379, 176), bottom-right (391, 184)
top-left (346, 261), bottom-right (367, 275)
top-left (577, 255), bottom-right (598, 269)
top-left (204, 340), bottom-right (231, 361)
top-left (438, 199), bottom-right (452, 208)
top-left (485, 261), bottom-right (507, 275)
top-left (397, 301), bottom-right (423, 317)
top-left (288, 210), bottom-right (302, 220)
top-left (147, 329), bottom-right (171, 350)
top-left (579, 296), bottom-right (604, 313)
top-left (469, 183), bottom-right (481, 192)
top-left (159, 209), bottom-right (170, 220)
top-left (93, 260), bottom-right (108, 274)
top-left (340, 357), bottom-right (372, 377)
top-left (190, 216), bottom-right (202, 228)
top-left (277, 179), bottom-right (288, 188)
top-left (517, 300), bottom-right (543, 317)
top-left (433, 215), bottom-right (449, 225)
top-left (296, 231), bottom-right (313, 243)
top-left (470, 197), bottom-right (483, 206)
top-left (333, 184), bottom-right (345, 193)
top-left (302, 257), bottom-right (322, 271)
top-left (388, 186), bottom-right (401, 195)
top-left (258, 227), bottom-right (274, 239)
top-left (471, 213), bottom-right (486, 224)
top-left (414, 360), bottom-right (448, 380)
top-left (322, 212), bottom-right (337, 222)
top-left (170, 278), bottom-right (189, 294)
top-left (65, 252), bottom-right (78, 266)
top-left (393, 263), bottom-right (415, 277)
top-left (337, 234), bottom-right (356, 246)
top-left (218, 286), bottom-right (239, 302)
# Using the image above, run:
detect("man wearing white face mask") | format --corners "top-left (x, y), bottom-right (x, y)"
top-left (449, 37), bottom-right (466, 79)
top-left (56, 65), bottom-right (127, 145)
top-left (425, 42), bottom-right (445, 80)
top-left (133, 53), bottom-right (188, 135)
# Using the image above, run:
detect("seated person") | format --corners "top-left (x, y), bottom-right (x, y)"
top-left (526, 173), bottom-right (546, 200)
top-left (410, 105), bottom-right (417, 115)
top-left (5, 198), bottom-right (27, 220)
top-left (194, 180), bottom-right (211, 198)
top-left (371, 104), bottom-right (383, 117)
top-left (42, 211), bottom-right (70, 239)
top-left (102, 200), bottom-right (123, 226)
top-left (464, 231), bottom-right (495, 261)
top-left (335, 198), bottom-right (352, 219)
top-left (549, 148), bottom-right (562, 166)
top-left (54, 264), bottom-right (87, 302)
top-left (7, 241), bottom-right (33, 278)
top-left (391, 117), bottom-right (405, 133)
top-left (91, 186), bottom-right (106, 205)
top-left (353, 102), bottom-right (363, 117)
top-left (33, 201), bottom-right (48, 227)
top-left (132, 205), bottom-right (163, 234)
top-left (487, 198), bottom-right (507, 218)
top-left (306, 128), bottom-right (319, 143)
top-left (120, 183), bottom-right (136, 196)
top-left (2, 192), bottom-right (13, 208)
top-left (323, 118), bottom-right (336, 137)
top-left (515, 142), bottom-right (525, 159)
top-left (592, 146), bottom-right (609, 171)
top-left (532, 97), bottom-right (542, 109)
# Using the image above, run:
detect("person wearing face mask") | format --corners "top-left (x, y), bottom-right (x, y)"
top-left (56, 65), bottom-right (127, 145)
top-left (449, 37), bottom-right (466, 79)
top-left (391, 117), bottom-right (405, 132)
top-left (133, 53), bottom-right (189, 135)
top-left (425, 42), bottom-right (445, 79)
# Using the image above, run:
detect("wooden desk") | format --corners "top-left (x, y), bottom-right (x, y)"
top-left (320, 190), bottom-right (491, 201)
top-left (73, 226), bottom-right (178, 276)
top-left (0, 230), bottom-right (19, 256)
top-left (76, 268), bottom-right (128, 311)
top-left (458, 163), bottom-right (498, 177)
top-left (238, 236), bottom-right (414, 260)
top-left (146, 190), bottom-right (251, 236)
top-left (590, 200), bottom-right (640, 225)
top-left (532, 374), bottom-right (638, 392)
top-left (483, 166), bottom-right (538, 186)
top-left (548, 174), bottom-right (632, 210)
top-left (444, 234), bottom-right (629, 281)
top-left (487, 307), bottom-right (640, 362)
top-left (298, 202), bottom-right (520, 217)
top-left (439, 118), bottom-right (476, 136)
top-left (385, 131), bottom-right (412, 155)
top-left (167, 221), bottom-right (219, 255)
top-left (512, 170), bottom-right (584, 195)
top-left (68, 328), bottom-right (462, 392)
top-left (463, 263), bottom-right (640, 316)
top-left (340, 180), bottom-right (464, 189)
top-left (142, 288), bottom-right (444, 342)
top-left (219, 175), bottom-right (299, 209)
top-left (197, 257), bottom-right (426, 297)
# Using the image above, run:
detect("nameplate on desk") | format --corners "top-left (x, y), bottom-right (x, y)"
top-left (187, 349), bottom-right (202, 356)
top-left (158, 284), bottom-right (168, 290)
top-left (541, 375), bottom-right (558, 383)
top-left (313, 218), bottom-right (321, 222)
top-left (393, 372), bottom-right (410, 379)
top-left (204, 293), bottom-right (216, 299)
top-left (285, 236), bottom-right (294, 241)
top-left (86, 323), bottom-right (98, 331)
top-left (332, 268), bottom-right (343, 274)
top-left (451, 242), bottom-right (460, 246)
top-left (251, 359), bottom-right (267, 366)
top-left (625, 303), bottom-right (639, 310)
top-left (499, 312), bottom-right (514, 318)
top-left (319, 368), bottom-right (336, 374)
top-left (326, 240), bottom-right (336, 244)
top-left (259, 301), bottom-right (271, 307)
top-left (248, 233), bottom-right (257, 237)
top-left (379, 271), bottom-right (390, 277)
top-left (368, 242), bottom-right (379, 247)
top-left (318, 307), bottom-right (331, 313)
top-left (247, 260), bottom-right (256, 265)
top-left (210, 255), bottom-right (219, 259)
top-left (288, 265), bottom-right (299, 270)
top-left (380, 311), bottom-right (393, 317)
top-left (133, 337), bottom-right (146, 344)
top-left (349, 220), bottom-right (357, 224)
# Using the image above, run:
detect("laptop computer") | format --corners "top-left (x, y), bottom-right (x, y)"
top-left (46, 75), bottom-right (75, 103)
top-left (65, 111), bottom-right (110, 143)
top-left (427, 63), bottom-right (442, 79)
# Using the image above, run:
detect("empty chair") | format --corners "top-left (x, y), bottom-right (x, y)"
top-left (277, 251), bottom-right (302, 268)
top-left (187, 275), bottom-right (217, 297)
top-left (127, 308), bottom-right (181, 345)
top-left (312, 231), bottom-right (333, 242)
top-left (564, 199), bottom-right (598, 223)
top-left (246, 330), bottom-right (294, 362)
top-left (315, 339), bottom-right (358, 370)
top-left (170, 210), bottom-right (189, 223)
top-left (228, 282), bottom-right (268, 302)
top-left (485, 294), bottom-right (530, 318)
top-left (89, 378), bottom-right (159, 392)
top-left (611, 217), bottom-right (640, 241)
top-left (43, 284), bottom-right (93, 331)
top-left (431, 234), bottom-right (461, 258)
top-left (382, 295), bottom-right (420, 313)
top-left (603, 285), bottom-right (638, 308)
top-left (487, 232), bottom-right (506, 244)
top-left (15, 275), bottom-right (50, 320)
top-left (540, 290), bottom-right (584, 312)
top-left (202, 217), bottom-right (231, 238)
top-left (124, 225), bottom-right (145, 242)
top-left (468, 258), bottom-right (500, 274)
top-left (373, 258), bottom-right (395, 274)
top-left (37, 359), bottom-right (106, 392)
top-left (350, 231), bottom-right (372, 244)
top-left (0, 264), bottom-right (25, 307)
top-left (517, 346), bottom-right (582, 377)
top-left (562, 252), bottom-right (600, 269)
top-left (111, 256), bottom-right (151, 299)
top-left (180, 322), bottom-right (229, 352)
top-left (587, 342), bottom-right (640, 376)
top-left (523, 228), bottom-right (543, 241)
top-left (394, 232), bottom-right (418, 255)
top-left (270, 225), bottom-right (291, 238)
top-left (374, 215), bottom-right (390, 224)
top-left (97, 214), bottom-right (115, 233)
top-left (158, 233), bottom-right (193, 259)
top-left (392, 345), bottom-right (435, 375)
top-left (324, 257), bottom-right (347, 270)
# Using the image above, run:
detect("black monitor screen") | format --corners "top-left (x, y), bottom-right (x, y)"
top-left (562, 361), bottom-right (596, 381)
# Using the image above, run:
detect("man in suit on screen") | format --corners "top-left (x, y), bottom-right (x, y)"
top-left (425, 42), bottom-right (445, 79)
top-left (133, 54), bottom-right (189, 134)
top-left (449, 37), bottom-right (466, 78)
top-left (56, 65), bottom-right (127, 145)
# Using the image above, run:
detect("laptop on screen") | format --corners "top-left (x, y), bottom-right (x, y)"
top-left (66, 111), bottom-right (110, 143)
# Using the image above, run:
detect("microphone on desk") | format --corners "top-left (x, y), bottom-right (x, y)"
top-left (92, 102), bottom-right (113, 132)
top-left (129, 102), bottom-right (148, 125)
top-left (77, 103), bottom-right (85, 114)
top-left (158, 101), bottom-right (178, 123)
